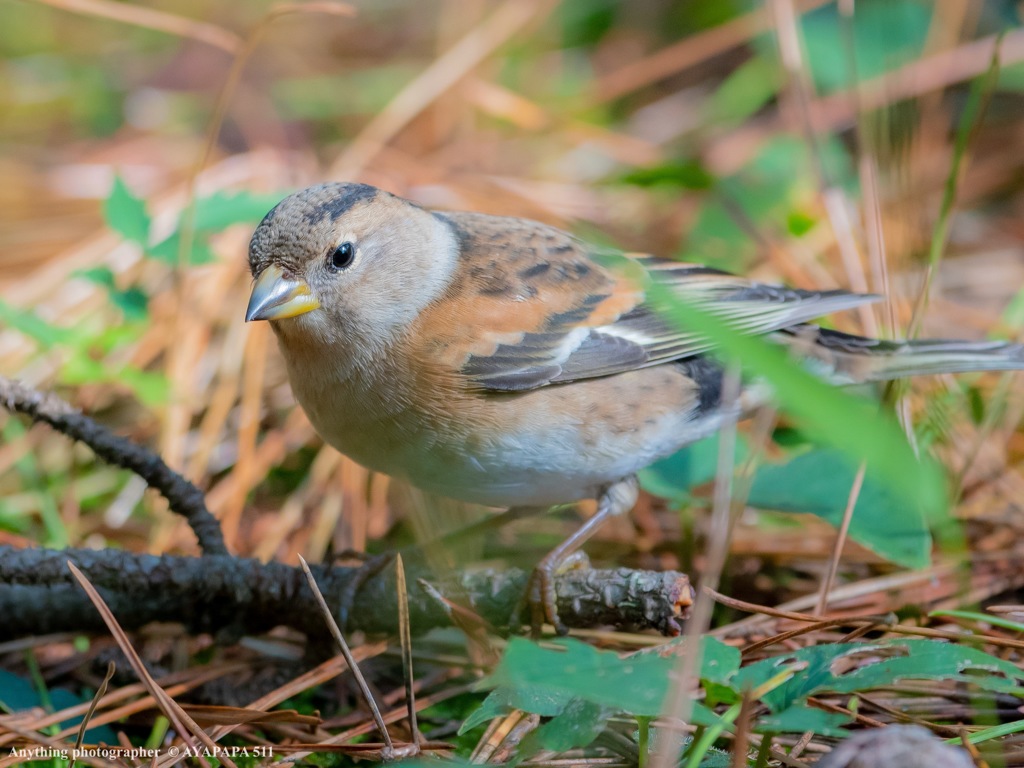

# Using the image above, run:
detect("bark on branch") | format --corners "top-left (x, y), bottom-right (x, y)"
top-left (0, 546), bottom-right (692, 639)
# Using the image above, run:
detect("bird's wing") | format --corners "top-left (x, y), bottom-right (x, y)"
top-left (413, 212), bottom-right (878, 392)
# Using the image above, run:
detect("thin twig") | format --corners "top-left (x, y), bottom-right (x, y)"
top-left (653, 364), bottom-right (741, 768)
top-left (0, 376), bottom-right (226, 555)
top-left (297, 555), bottom-right (395, 754)
top-left (815, 461), bottom-right (866, 617)
top-left (69, 662), bottom-right (116, 768)
top-left (395, 554), bottom-right (421, 748)
top-left (66, 562), bottom-right (227, 768)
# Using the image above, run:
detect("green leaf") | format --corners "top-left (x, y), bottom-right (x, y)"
top-left (754, 706), bottom-right (850, 736)
top-left (796, 0), bottom-right (932, 94)
top-left (524, 699), bottom-right (612, 753)
top-left (705, 55), bottom-right (780, 127)
top-left (735, 639), bottom-right (1024, 713)
top-left (76, 267), bottom-right (149, 320)
top-left (786, 209), bottom-right (817, 237)
top-left (460, 686), bottom-right (572, 734)
top-left (645, 277), bottom-right (949, 520)
top-left (0, 300), bottom-right (75, 348)
top-left (148, 233), bottom-right (217, 265)
top-left (108, 286), bottom-right (149, 321)
top-left (621, 160), bottom-right (714, 191)
top-left (190, 190), bottom-right (283, 231)
top-left (104, 175), bottom-right (150, 245)
top-left (748, 448), bottom-right (931, 568)
top-left (639, 434), bottom-right (749, 501)
top-left (482, 637), bottom-right (732, 721)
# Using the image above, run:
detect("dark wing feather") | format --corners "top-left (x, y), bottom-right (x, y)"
top-left (434, 212), bottom-right (878, 392)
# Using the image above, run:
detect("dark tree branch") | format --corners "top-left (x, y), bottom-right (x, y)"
top-left (0, 376), bottom-right (227, 556)
top-left (0, 546), bottom-right (693, 639)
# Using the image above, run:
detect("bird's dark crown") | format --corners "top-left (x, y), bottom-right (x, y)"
top-left (248, 182), bottom-right (387, 278)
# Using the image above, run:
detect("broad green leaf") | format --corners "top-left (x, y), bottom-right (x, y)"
top-left (487, 638), bottom-right (668, 716)
top-left (646, 278), bottom-right (948, 520)
top-left (483, 637), bottom-right (731, 721)
top-left (524, 699), bottom-right (612, 753)
top-left (748, 449), bottom-right (931, 568)
top-left (639, 434), bottom-right (748, 501)
top-left (797, 0), bottom-right (932, 94)
top-left (103, 175), bottom-right (150, 245)
top-left (460, 686), bottom-right (572, 734)
top-left (754, 706), bottom-right (850, 736)
top-left (735, 639), bottom-right (1024, 713)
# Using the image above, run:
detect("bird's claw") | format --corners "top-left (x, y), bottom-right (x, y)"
top-left (527, 551), bottom-right (591, 636)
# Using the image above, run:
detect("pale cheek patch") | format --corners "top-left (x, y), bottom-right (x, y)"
top-left (357, 212), bottom-right (461, 342)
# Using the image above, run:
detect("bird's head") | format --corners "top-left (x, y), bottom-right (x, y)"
top-left (246, 182), bottom-right (459, 349)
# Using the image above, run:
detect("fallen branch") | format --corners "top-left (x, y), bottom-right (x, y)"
top-left (0, 546), bottom-right (692, 639)
top-left (0, 376), bottom-right (227, 556)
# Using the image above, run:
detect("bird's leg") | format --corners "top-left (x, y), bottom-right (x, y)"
top-left (529, 477), bottom-right (640, 635)
top-left (334, 507), bottom-right (547, 630)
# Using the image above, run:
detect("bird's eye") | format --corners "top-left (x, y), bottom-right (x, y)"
top-left (329, 242), bottom-right (356, 271)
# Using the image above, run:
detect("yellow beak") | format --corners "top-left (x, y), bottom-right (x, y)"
top-left (245, 264), bottom-right (321, 322)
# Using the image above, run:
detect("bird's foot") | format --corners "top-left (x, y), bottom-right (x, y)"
top-left (526, 551), bottom-right (591, 637)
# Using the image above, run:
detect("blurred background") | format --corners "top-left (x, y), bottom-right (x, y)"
top-left (2, 0), bottom-right (1024, 598)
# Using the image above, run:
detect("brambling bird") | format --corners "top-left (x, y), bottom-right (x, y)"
top-left (246, 182), bottom-right (1024, 632)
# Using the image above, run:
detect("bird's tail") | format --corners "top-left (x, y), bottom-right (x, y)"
top-left (779, 327), bottom-right (1024, 384)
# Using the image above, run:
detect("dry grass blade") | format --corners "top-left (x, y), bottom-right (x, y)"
top-left (0, 665), bottom-right (247, 748)
top-left (34, 0), bottom-right (242, 52)
top-left (279, 683), bottom-right (469, 762)
top-left (69, 661), bottom-right (116, 768)
top-left (201, 644), bottom-right (388, 748)
top-left (395, 554), bottom-right (421, 748)
top-left (64, 561), bottom-right (228, 765)
top-left (742, 613), bottom-right (893, 657)
top-left (710, 588), bottom-right (1024, 651)
top-left (162, 0), bottom-right (355, 473)
top-left (180, 705), bottom-right (320, 728)
top-left (296, 554), bottom-right (394, 753)
top-left (65, 561), bottom-right (231, 768)
top-left (816, 461), bottom-right (867, 617)
top-left (653, 365), bottom-right (741, 768)
top-left (329, 0), bottom-right (555, 178)
top-left (592, 0), bottom-right (831, 103)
